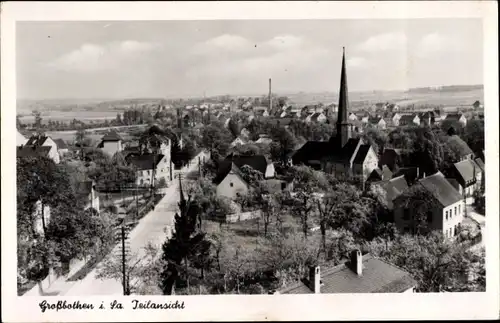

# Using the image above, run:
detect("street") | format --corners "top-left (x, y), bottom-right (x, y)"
top-left (62, 151), bottom-right (207, 295)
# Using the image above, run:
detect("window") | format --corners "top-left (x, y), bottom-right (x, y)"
top-left (230, 182), bottom-right (234, 187)
top-left (449, 228), bottom-right (453, 237)
top-left (458, 205), bottom-right (461, 214)
top-left (403, 208), bottom-right (410, 221)
top-left (454, 206), bottom-right (457, 216)
top-left (445, 210), bottom-right (448, 220)
top-left (454, 225), bottom-right (458, 236)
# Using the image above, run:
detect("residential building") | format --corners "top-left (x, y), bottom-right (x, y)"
top-left (418, 111), bottom-right (435, 126)
top-left (348, 112), bottom-right (358, 122)
top-left (368, 116), bottom-right (386, 129)
top-left (393, 172), bottom-right (464, 238)
top-left (213, 154), bottom-right (275, 199)
top-left (306, 112), bottom-right (327, 123)
top-left (277, 250), bottom-right (416, 294)
top-left (391, 113), bottom-right (402, 126)
top-left (446, 135), bottom-right (474, 161)
top-left (53, 138), bottom-right (69, 157)
top-left (387, 103), bottom-right (400, 113)
top-left (17, 130), bottom-right (27, 146)
top-left (399, 114), bottom-right (420, 126)
top-left (21, 134), bottom-right (60, 164)
top-left (98, 130), bottom-right (123, 157)
top-left (76, 181), bottom-right (100, 213)
top-left (127, 153), bottom-right (170, 187)
top-left (450, 159), bottom-right (483, 200)
top-left (292, 48), bottom-right (378, 187)
top-left (444, 113), bottom-right (467, 127)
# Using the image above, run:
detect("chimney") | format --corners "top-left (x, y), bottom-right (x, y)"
top-left (350, 250), bottom-right (363, 276)
top-left (309, 266), bottom-right (321, 294)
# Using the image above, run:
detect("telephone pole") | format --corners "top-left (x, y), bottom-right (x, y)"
top-left (114, 224), bottom-right (131, 295)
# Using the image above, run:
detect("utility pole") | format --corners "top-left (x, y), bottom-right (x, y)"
top-left (121, 226), bottom-right (127, 295)
top-left (198, 156), bottom-right (202, 177)
top-left (170, 159), bottom-right (173, 181)
top-left (115, 224), bottom-right (131, 295)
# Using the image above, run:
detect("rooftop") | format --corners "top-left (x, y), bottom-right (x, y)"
top-left (101, 130), bottom-right (123, 142)
top-left (419, 171), bottom-right (462, 207)
top-left (127, 153), bottom-right (164, 171)
top-left (279, 254), bottom-right (416, 294)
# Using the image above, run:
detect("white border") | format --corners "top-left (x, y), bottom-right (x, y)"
top-left (2, 1), bottom-right (499, 322)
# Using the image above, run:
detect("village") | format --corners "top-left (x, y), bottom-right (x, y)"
top-left (17, 47), bottom-right (486, 296)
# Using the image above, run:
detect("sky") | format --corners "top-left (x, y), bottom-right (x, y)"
top-left (16, 19), bottom-right (483, 100)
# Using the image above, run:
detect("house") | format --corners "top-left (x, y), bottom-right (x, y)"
top-left (76, 181), bottom-right (100, 213)
top-left (393, 172), bottom-right (464, 238)
top-left (127, 153), bottom-right (170, 187)
top-left (370, 175), bottom-right (408, 210)
top-left (21, 134), bottom-right (60, 164)
top-left (17, 130), bottom-right (27, 146)
top-left (367, 165), bottom-right (393, 183)
top-left (386, 103), bottom-right (400, 113)
top-left (277, 250), bottom-right (416, 294)
top-left (379, 148), bottom-right (410, 172)
top-left (446, 135), bottom-right (474, 161)
top-left (213, 154), bottom-right (275, 199)
top-left (53, 138), bottom-right (69, 157)
top-left (306, 112), bottom-right (327, 123)
top-left (292, 48), bottom-right (378, 187)
top-left (98, 130), bottom-right (123, 157)
top-left (356, 113), bottom-right (370, 124)
top-left (444, 113), bottom-right (467, 127)
top-left (348, 113), bottom-right (358, 122)
top-left (266, 118), bottom-right (294, 128)
top-left (368, 116), bottom-right (386, 129)
top-left (230, 136), bottom-right (252, 148)
top-left (449, 159), bottom-right (483, 200)
top-left (253, 106), bottom-right (269, 117)
top-left (398, 114), bottom-right (420, 126)
top-left (391, 113), bottom-right (402, 126)
top-left (418, 111), bottom-right (435, 126)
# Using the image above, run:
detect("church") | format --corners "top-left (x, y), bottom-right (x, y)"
top-left (291, 48), bottom-right (379, 186)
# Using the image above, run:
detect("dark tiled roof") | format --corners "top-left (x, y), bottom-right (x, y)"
top-left (17, 145), bottom-right (52, 158)
top-left (26, 135), bottom-right (49, 147)
top-left (213, 162), bottom-right (248, 186)
top-left (368, 168), bottom-right (383, 182)
top-left (399, 114), bottom-right (417, 122)
top-left (267, 118), bottom-right (294, 127)
top-left (225, 154), bottom-right (269, 174)
top-left (292, 141), bottom-right (333, 164)
top-left (372, 175), bottom-right (408, 209)
top-left (419, 171), bottom-right (462, 207)
top-left (447, 135), bottom-right (473, 157)
top-left (390, 175), bottom-right (409, 193)
top-left (453, 159), bottom-right (481, 183)
top-left (445, 113), bottom-right (464, 121)
top-left (53, 138), bottom-right (68, 149)
top-left (101, 130), bottom-right (122, 141)
top-left (393, 167), bottom-right (420, 184)
top-left (127, 154), bottom-right (164, 171)
top-left (352, 144), bottom-right (372, 165)
top-left (280, 254), bottom-right (416, 294)
top-left (368, 116), bottom-right (383, 124)
top-left (446, 178), bottom-right (461, 191)
top-left (382, 165), bottom-right (393, 180)
top-left (331, 138), bottom-right (362, 163)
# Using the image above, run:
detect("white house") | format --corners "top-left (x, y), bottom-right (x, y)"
top-left (17, 130), bottom-right (27, 146)
top-left (76, 181), bottom-right (100, 214)
top-left (399, 114), bottom-right (420, 126)
top-left (348, 113), bottom-right (358, 122)
top-left (306, 112), bottom-right (327, 123)
top-left (128, 154), bottom-right (170, 187)
top-left (368, 116), bottom-right (386, 130)
top-left (393, 171), bottom-right (465, 238)
top-left (98, 131), bottom-right (123, 157)
top-left (23, 134), bottom-right (60, 164)
top-left (444, 113), bottom-right (468, 127)
top-left (391, 113), bottom-right (402, 126)
top-left (53, 138), bottom-right (69, 157)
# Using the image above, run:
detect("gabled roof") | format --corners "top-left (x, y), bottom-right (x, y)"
top-left (327, 137), bottom-right (362, 163)
top-left (309, 112), bottom-right (324, 121)
top-left (17, 131), bottom-right (27, 146)
top-left (101, 130), bottom-right (122, 141)
top-left (368, 116), bottom-right (383, 124)
top-left (127, 154), bottom-right (164, 171)
top-left (474, 158), bottom-right (485, 172)
top-left (26, 135), bottom-right (50, 147)
top-left (225, 154), bottom-right (269, 174)
top-left (292, 141), bottom-right (333, 164)
top-left (419, 172), bottom-right (462, 207)
top-left (399, 114), bottom-right (418, 122)
top-left (279, 254), bottom-right (416, 294)
top-left (213, 161), bottom-right (248, 185)
top-left (53, 138), bottom-right (68, 149)
top-left (393, 167), bottom-right (421, 184)
top-left (453, 159), bottom-right (481, 183)
top-left (352, 144), bottom-right (372, 165)
top-left (445, 113), bottom-right (464, 120)
top-left (17, 145), bottom-right (52, 158)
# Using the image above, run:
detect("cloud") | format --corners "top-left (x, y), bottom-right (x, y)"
top-left (192, 34), bottom-right (254, 55)
top-left (416, 32), bottom-right (462, 57)
top-left (347, 57), bottom-right (368, 68)
top-left (265, 35), bottom-right (303, 50)
top-left (357, 32), bottom-right (407, 52)
top-left (47, 40), bottom-right (160, 72)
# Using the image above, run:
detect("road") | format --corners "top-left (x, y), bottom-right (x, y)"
top-left (61, 151), bottom-right (208, 296)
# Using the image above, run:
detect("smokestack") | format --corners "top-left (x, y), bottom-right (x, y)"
top-left (269, 78), bottom-right (272, 111)
top-left (309, 266), bottom-right (321, 294)
top-left (350, 250), bottom-right (363, 276)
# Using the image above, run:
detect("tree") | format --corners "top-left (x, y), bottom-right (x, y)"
top-left (463, 119), bottom-right (484, 156)
top-left (227, 118), bottom-right (240, 139)
top-left (411, 127), bottom-right (444, 174)
top-left (366, 232), bottom-right (485, 292)
top-left (32, 110), bottom-right (43, 131)
top-left (362, 128), bottom-right (388, 156)
top-left (201, 125), bottom-right (233, 161)
top-left (395, 184), bottom-right (440, 235)
top-left (269, 127), bottom-right (297, 165)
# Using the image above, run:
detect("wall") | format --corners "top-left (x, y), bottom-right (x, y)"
top-left (265, 163), bottom-right (275, 178)
top-left (226, 210), bottom-right (262, 223)
top-left (442, 200), bottom-right (464, 238)
top-left (216, 172), bottom-right (249, 199)
top-left (102, 140), bottom-right (122, 156)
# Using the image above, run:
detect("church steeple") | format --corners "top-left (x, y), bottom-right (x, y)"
top-left (336, 47), bottom-right (351, 148)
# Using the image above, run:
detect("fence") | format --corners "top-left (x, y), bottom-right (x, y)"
top-left (226, 210), bottom-right (262, 223)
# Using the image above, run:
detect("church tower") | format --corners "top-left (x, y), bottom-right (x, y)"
top-left (336, 47), bottom-right (352, 148)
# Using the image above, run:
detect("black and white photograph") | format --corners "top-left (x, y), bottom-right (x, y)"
top-left (2, 1), bottom-right (499, 322)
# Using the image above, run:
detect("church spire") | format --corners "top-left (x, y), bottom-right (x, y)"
top-left (336, 47), bottom-right (351, 148)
